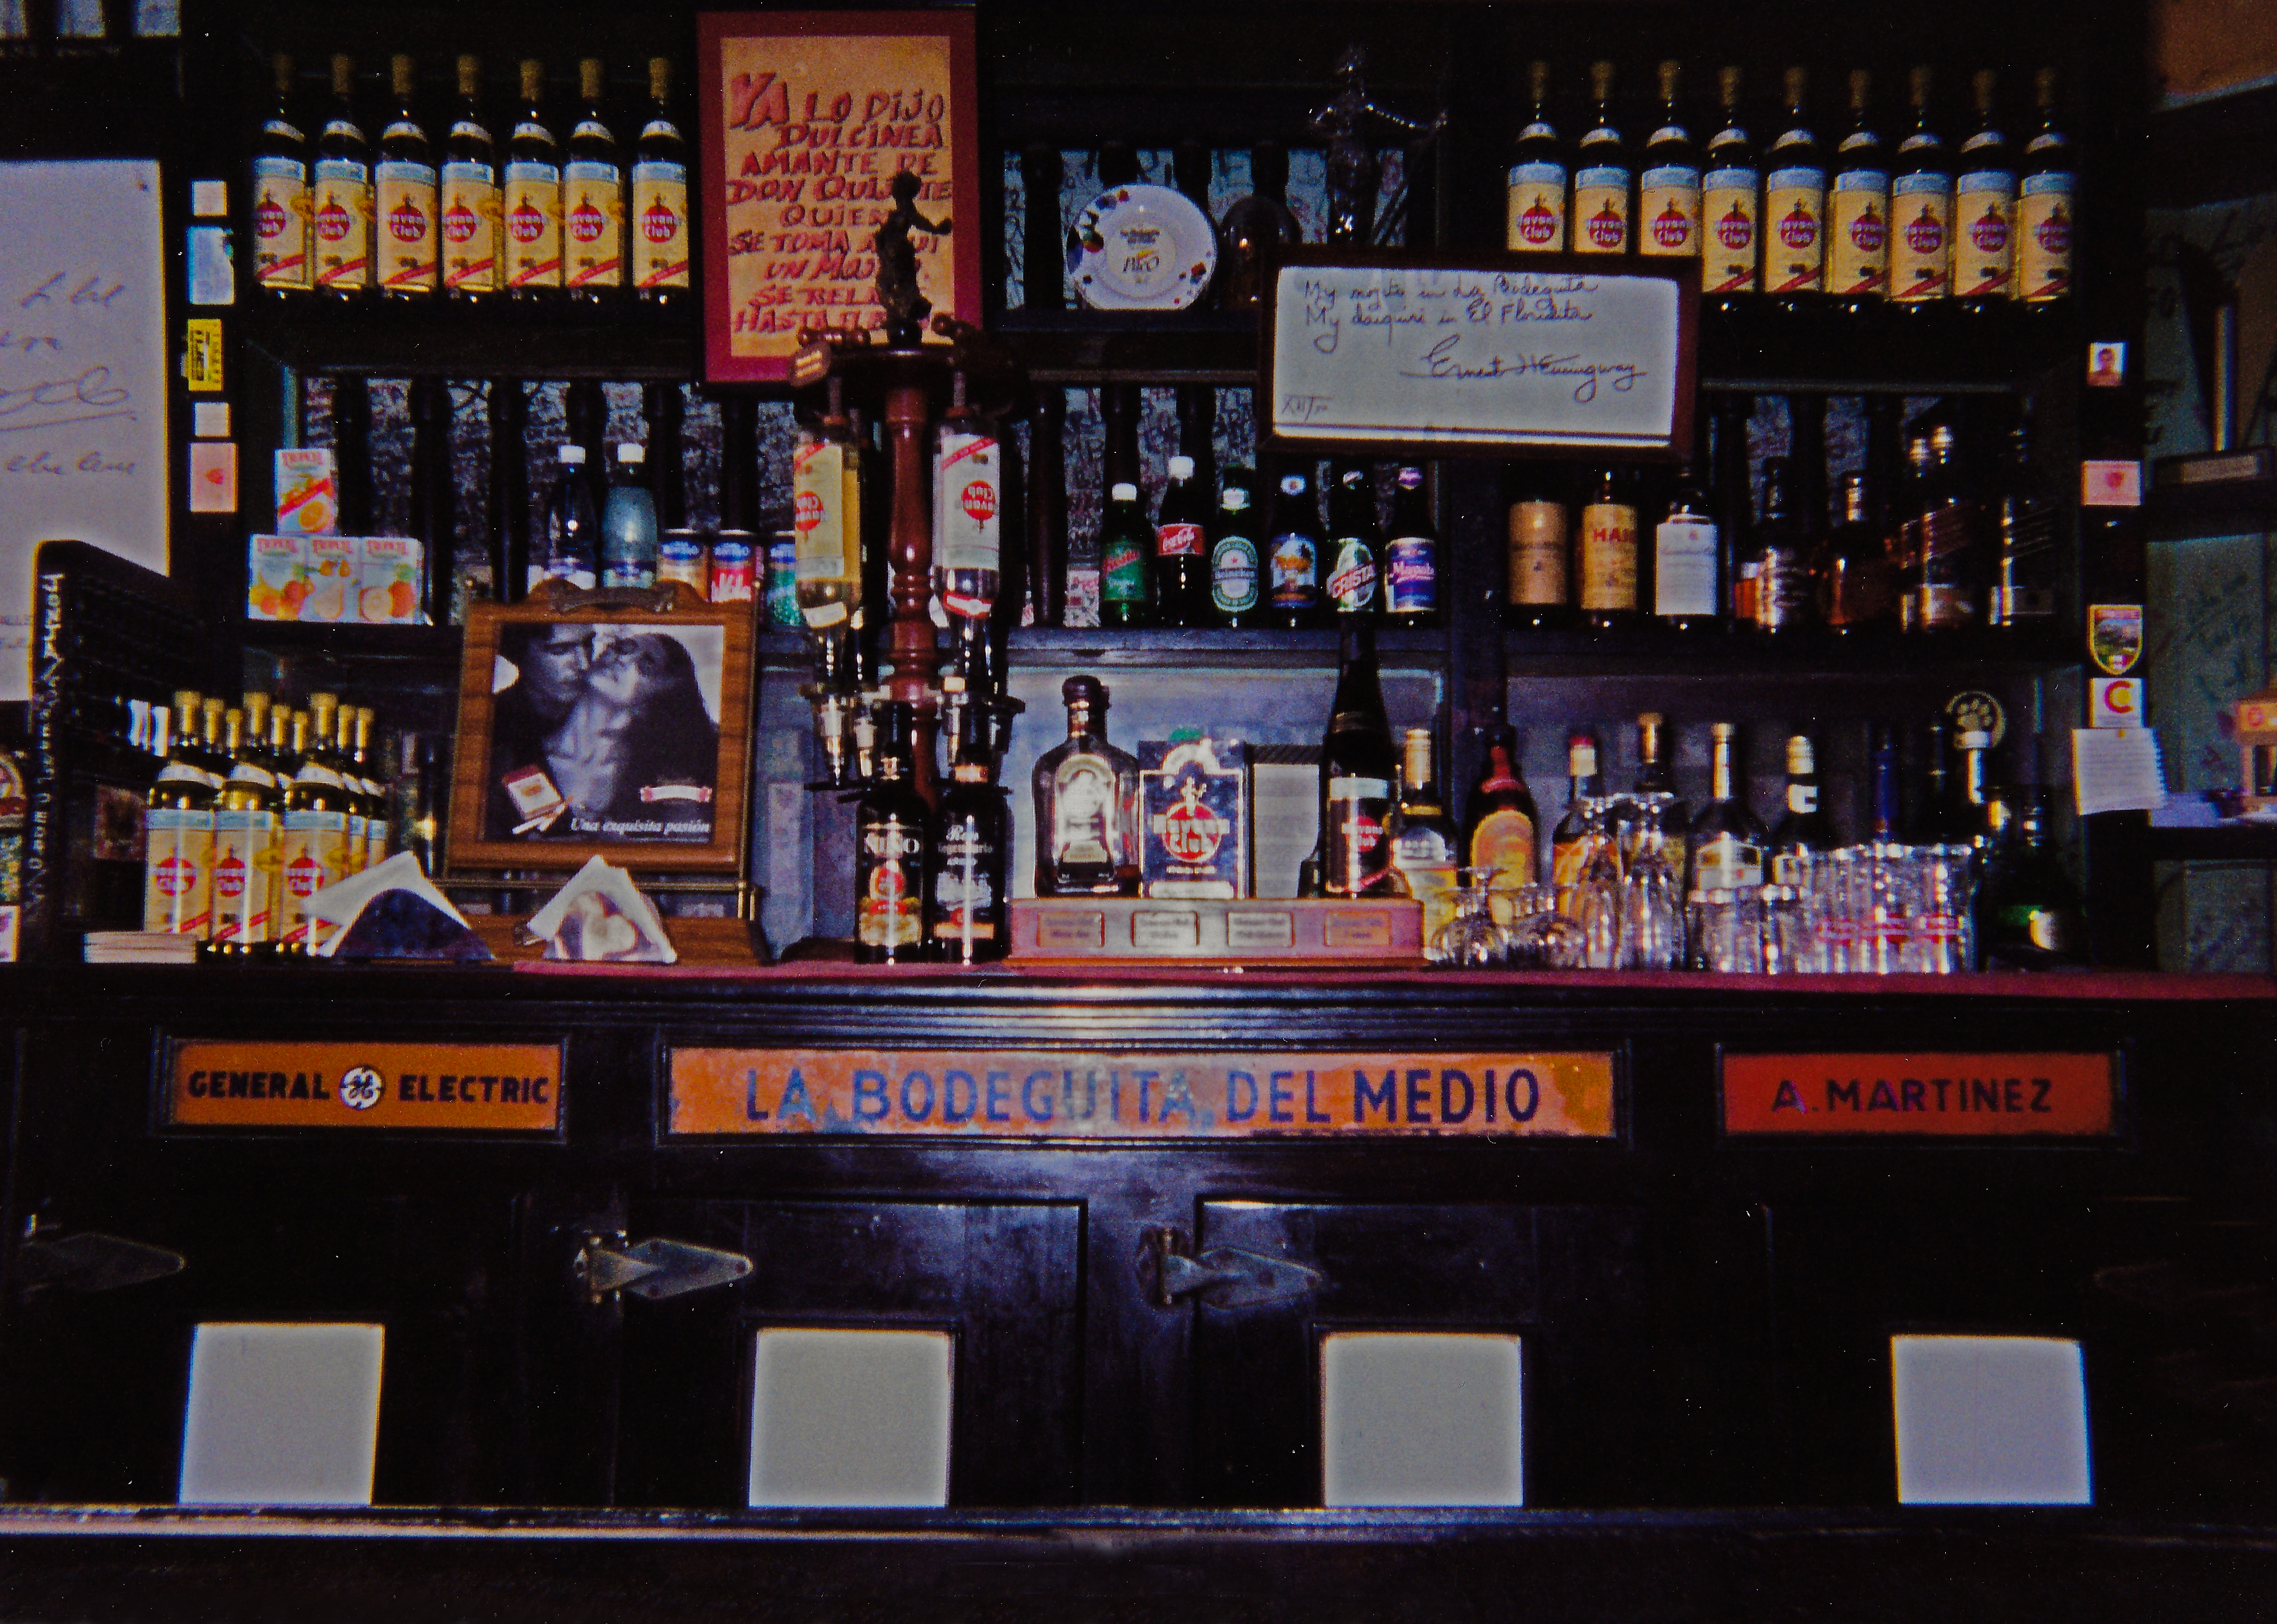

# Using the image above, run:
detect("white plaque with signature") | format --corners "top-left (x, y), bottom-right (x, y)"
top-left (1267, 257), bottom-right (1690, 455)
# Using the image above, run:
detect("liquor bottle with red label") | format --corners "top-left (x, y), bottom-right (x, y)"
top-left (1572, 60), bottom-right (1632, 256)
top-left (311, 54), bottom-right (373, 298)
top-left (375, 54), bottom-right (439, 297)
top-left (209, 705), bottom-right (283, 958)
top-left (504, 58), bottom-right (563, 298)
top-left (631, 56), bottom-right (691, 304)
top-left (1954, 70), bottom-right (2016, 310)
top-left (1578, 467), bottom-right (1641, 629)
top-left (855, 701), bottom-right (930, 964)
top-left (1505, 60), bottom-right (1567, 254)
top-left (1638, 61), bottom-right (1701, 261)
top-left (251, 53), bottom-right (311, 295)
top-left (1765, 66), bottom-right (1827, 305)
top-left (1890, 66), bottom-right (1954, 310)
top-left (1322, 622), bottom-right (1404, 897)
top-left (2014, 67), bottom-right (2074, 307)
top-left (278, 698), bottom-right (355, 956)
top-left (1152, 454), bottom-right (1211, 627)
top-left (564, 58), bottom-right (625, 300)
top-left (1827, 69), bottom-right (1890, 314)
top-left (1464, 723), bottom-right (1539, 896)
top-left (1701, 66), bottom-right (1760, 306)
top-left (441, 54), bottom-right (500, 299)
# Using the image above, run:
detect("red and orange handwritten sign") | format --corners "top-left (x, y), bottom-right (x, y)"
top-left (1722, 1051), bottom-right (2117, 1137)
top-left (698, 11), bottom-right (981, 381)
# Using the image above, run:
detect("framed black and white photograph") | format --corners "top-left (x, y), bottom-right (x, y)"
top-left (447, 584), bottom-right (754, 874)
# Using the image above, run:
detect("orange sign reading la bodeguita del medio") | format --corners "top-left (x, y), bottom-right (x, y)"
top-left (669, 1049), bottom-right (1618, 1140)
top-left (166, 1041), bottom-right (563, 1133)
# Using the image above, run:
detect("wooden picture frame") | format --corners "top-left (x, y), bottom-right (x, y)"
top-left (1259, 248), bottom-right (1699, 462)
top-left (697, 9), bottom-right (983, 383)
top-left (446, 583), bottom-right (754, 875)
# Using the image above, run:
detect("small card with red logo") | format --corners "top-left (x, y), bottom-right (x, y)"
top-left (1141, 734), bottom-right (1247, 900)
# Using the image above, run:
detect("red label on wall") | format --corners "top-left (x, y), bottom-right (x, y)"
top-left (1722, 1052), bottom-right (2117, 1137)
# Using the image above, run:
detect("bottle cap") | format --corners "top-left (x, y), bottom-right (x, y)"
top-left (1168, 456), bottom-right (1194, 480)
top-left (559, 444), bottom-right (586, 464)
top-left (1110, 481), bottom-right (1138, 501)
top-left (1062, 675), bottom-right (1109, 710)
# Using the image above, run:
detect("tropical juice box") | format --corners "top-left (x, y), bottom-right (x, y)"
top-left (274, 448), bottom-right (338, 535)
top-left (304, 534), bottom-right (357, 621)
top-left (247, 533), bottom-right (311, 620)
top-left (358, 535), bottom-right (424, 624)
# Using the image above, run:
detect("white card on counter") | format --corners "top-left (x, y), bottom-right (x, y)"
top-left (2072, 728), bottom-right (2167, 816)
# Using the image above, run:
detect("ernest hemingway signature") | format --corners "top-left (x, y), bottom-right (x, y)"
top-left (1402, 335), bottom-right (1643, 403)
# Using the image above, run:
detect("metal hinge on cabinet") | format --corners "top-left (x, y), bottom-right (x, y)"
top-left (1139, 1226), bottom-right (1325, 1310)
top-left (14, 1217), bottom-right (185, 1294)
top-left (573, 1231), bottom-right (753, 1304)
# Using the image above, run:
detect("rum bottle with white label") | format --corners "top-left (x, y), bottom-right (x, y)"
top-left (631, 56), bottom-right (691, 304)
top-left (1890, 67), bottom-right (1954, 309)
top-left (1827, 69), bottom-right (1890, 312)
top-left (928, 710), bottom-right (1009, 965)
top-left (1391, 727), bottom-right (1461, 936)
top-left (1032, 676), bottom-right (1141, 897)
top-left (2014, 68), bottom-right (2074, 307)
top-left (441, 54), bottom-right (501, 299)
top-left (933, 370), bottom-right (1002, 635)
top-left (1701, 67), bottom-right (1760, 306)
top-left (1953, 70), bottom-right (2016, 310)
top-left (504, 59), bottom-right (563, 298)
top-left (251, 53), bottom-right (311, 294)
top-left (1688, 723), bottom-right (1766, 900)
top-left (855, 702), bottom-right (930, 964)
top-left (1572, 61), bottom-right (1631, 256)
top-left (1653, 461), bottom-right (1722, 631)
top-left (564, 59), bottom-right (626, 299)
top-left (792, 378), bottom-right (863, 636)
top-left (376, 55), bottom-right (439, 297)
top-left (144, 691), bottom-right (218, 938)
top-left (311, 54), bottom-right (373, 297)
top-left (1638, 61), bottom-right (1701, 261)
top-left (278, 699), bottom-right (354, 956)
top-left (1765, 67), bottom-right (1827, 303)
top-left (1768, 733), bottom-right (1834, 886)
top-left (209, 707), bottom-right (283, 958)
top-left (1505, 60), bottom-right (1567, 254)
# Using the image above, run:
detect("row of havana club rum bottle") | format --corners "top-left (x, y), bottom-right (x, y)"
top-left (144, 690), bottom-right (394, 958)
top-left (1505, 61), bottom-right (2074, 307)
top-left (252, 51), bottom-right (690, 302)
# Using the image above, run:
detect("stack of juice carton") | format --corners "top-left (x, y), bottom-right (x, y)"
top-left (247, 450), bottom-right (425, 624)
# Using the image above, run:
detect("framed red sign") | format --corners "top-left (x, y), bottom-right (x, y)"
top-left (696, 10), bottom-right (983, 382)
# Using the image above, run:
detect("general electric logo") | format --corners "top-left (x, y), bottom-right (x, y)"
top-left (338, 1065), bottom-right (386, 1111)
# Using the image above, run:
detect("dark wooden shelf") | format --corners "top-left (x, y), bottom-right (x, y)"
top-left (1503, 625), bottom-right (2074, 676)
top-left (2145, 476), bottom-right (2277, 540)
top-left (237, 620), bottom-right (463, 664)
top-left (239, 298), bottom-right (699, 382)
top-left (2145, 824), bottom-right (2277, 862)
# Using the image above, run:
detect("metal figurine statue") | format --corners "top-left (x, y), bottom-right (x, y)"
top-left (1307, 45), bottom-right (1446, 247)
top-left (873, 169), bottom-right (953, 347)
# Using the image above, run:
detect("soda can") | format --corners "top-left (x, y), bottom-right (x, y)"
top-left (764, 532), bottom-right (801, 627)
top-left (658, 528), bottom-right (708, 598)
top-left (710, 528), bottom-right (756, 604)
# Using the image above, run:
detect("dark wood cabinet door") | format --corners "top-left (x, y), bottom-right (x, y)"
top-left (613, 1199), bottom-right (1082, 1509)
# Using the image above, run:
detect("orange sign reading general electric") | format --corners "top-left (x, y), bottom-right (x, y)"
top-left (1722, 1052), bottom-right (2117, 1137)
top-left (167, 1041), bottom-right (563, 1133)
top-left (669, 1049), bottom-right (1618, 1139)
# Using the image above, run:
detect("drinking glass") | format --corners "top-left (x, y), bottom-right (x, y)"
top-left (1427, 871), bottom-right (1507, 969)
top-left (1618, 843), bottom-right (1685, 969)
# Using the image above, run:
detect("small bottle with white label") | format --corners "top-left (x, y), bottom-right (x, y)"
top-left (1653, 463), bottom-right (1722, 632)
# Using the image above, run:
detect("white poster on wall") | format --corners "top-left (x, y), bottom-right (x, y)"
top-left (0, 159), bottom-right (171, 701)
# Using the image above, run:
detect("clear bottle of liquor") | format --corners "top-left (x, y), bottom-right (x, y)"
top-left (1266, 467), bottom-right (1323, 629)
top-left (1953, 69), bottom-right (2016, 309)
top-left (1390, 726), bottom-right (1462, 937)
top-left (1890, 67), bottom-right (1954, 309)
top-left (1210, 468), bottom-right (1262, 627)
top-left (1505, 469), bottom-right (1571, 630)
top-left (1827, 69), bottom-right (1889, 312)
top-left (311, 54), bottom-right (373, 298)
top-left (1818, 470), bottom-right (1897, 634)
top-left (1324, 460), bottom-right (1382, 619)
top-left (504, 59), bottom-right (563, 298)
top-left (1751, 456), bottom-right (1816, 635)
top-left (791, 378), bottom-right (862, 636)
top-left (564, 58), bottom-right (625, 299)
top-left (1323, 622), bottom-right (1404, 896)
top-left (441, 54), bottom-right (501, 299)
top-left (1764, 67), bottom-right (1827, 303)
top-left (209, 706), bottom-right (284, 958)
top-left (1152, 455), bottom-right (1211, 627)
top-left (1613, 710), bottom-right (1689, 878)
top-left (144, 690), bottom-right (218, 938)
top-left (278, 698), bottom-right (354, 956)
top-left (1383, 466), bottom-right (1437, 625)
top-left (536, 444), bottom-right (599, 592)
top-left (375, 55), bottom-right (439, 297)
top-left (855, 702), bottom-right (930, 964)
top-left (1578, 467), bottom-right (1640, 628)
top-left (599, 443), bottom-right (658, 589)
top-left (1768, 732), bottom-right (1835, 887)
top-left (251, 53), bottom-right (311, 295)
top-left (1653, 460), bottom-right (1722, 630)
top-left (1989, 414), bottom-right (2060, 632)
top-left (1572, 60), bottom-right (1632, 256)
top-left (1099, 481), bottom-right (1153, 628)
top-left (1032, 676), bottom-right (1141, 897)
top-left (631, 56), bottom-right (692, 304)
top-left (928, 707), bottom-right (1009, 965)
top-left (1638, 61), bottom-right (1701, 260)
top-left (1701, 66), bottom-right (1760, 305)
top-left (1506, 60), bottom-right (1567, 254)
top-left (2014, 67), bottom-right (2074, 306)
top-left (1688, 722), bottom-right (1766, 897)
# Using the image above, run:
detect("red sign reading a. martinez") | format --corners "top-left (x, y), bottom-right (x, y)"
top-left (166, 1041), bottom-right (563, 1133)
top-left (1722, 1051), bottom-right (2117, 1137)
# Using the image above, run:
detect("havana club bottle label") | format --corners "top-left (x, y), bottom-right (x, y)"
top-left (374, 159), bottom-right (439, 292)
top-left (1504, 157), bottom-right (1567, 252)
top-left (278, 808), bottom-right (351, 949)
top-left (503, 157), bottom-right (562, 289)
top-left (1827, 169), bottom-right (1889, 296)
top-left (1765, 166), bottom-right (1826, 293)
top-left (211, 808), bottom-right (280, 946)
top-left (1953, 167), bottom-right (2016, 297)
top-left (1572, 165), bottom-right (1630, 254)
top-left (310, 158), bottom-right (372, 291)
top-left (1701, 169), bottom-right (1759, 292)
top-left (143, 807), bottom-right (214, 935)
top-left (440, 160), bottom-right (501, 292)
top-left (2014, 171), bottom-right (2073, 302)
top-left (631, 157), bottom-right (690, 290)
top-left (1890, 174), bottom-right (1953, 301)
top-left (252, 153), bottom-right (311, 290)
top-left (562, 159), bottom-right (624, 291)
top-left (1638, 164), bottom-right (1701, 257)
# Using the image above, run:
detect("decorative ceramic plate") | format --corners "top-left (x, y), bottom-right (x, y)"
top-left (1067, 183), bottom-right (1217, 311)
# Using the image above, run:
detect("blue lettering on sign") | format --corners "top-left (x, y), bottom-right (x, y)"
top-left (852, 1069), bottom-right (891, 1120)
top-left (1406, 1069), bottom-right (1433, 1123)
top-left (1305, 1071), bottom-right (1332, 1124)
top-left (1226, 1071), bottom-right (1258, 1122)
top-left (901, 1070), bottom-right (935, 1121)
top-left (1356, 1069), bottom-right (1397, 1122)
top-left (777, 1069), bottom-right (818, 1126)
top-left (1157, 1071), bottom-right (1198, 1124)
top-left (1270, 1071), bottom-right (1297, 1123)
top-left (1060, 1070), bottom-right (1096, 1121)
top-left (986, 1071), bottom-right (1014, 1122)
top-left (1441, 1070), bottom-right (1474, 1123)
top-left (943, 1070), bottom-right (978, 1124)
top-left (1505, 1068), bottom-right (1539, 1121)
top-left (1021, 1071), bottom-right (1053, 1122)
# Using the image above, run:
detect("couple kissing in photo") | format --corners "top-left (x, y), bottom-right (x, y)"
top-left (490, 622), bottom-right (719, 839)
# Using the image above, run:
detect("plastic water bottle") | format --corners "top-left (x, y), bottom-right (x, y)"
top-left (599, 443), bottom-right (659, 589)
top-left (534, 444), bottom-right (599, 594)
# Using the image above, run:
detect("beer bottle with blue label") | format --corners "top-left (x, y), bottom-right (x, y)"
top-left (1384, 466), bottom-right (1438, 626)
